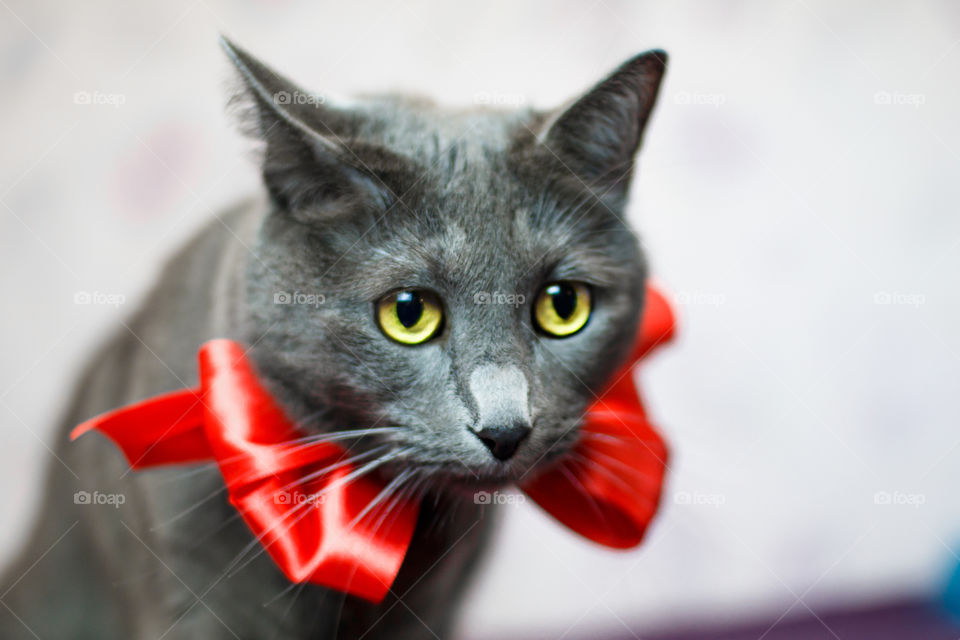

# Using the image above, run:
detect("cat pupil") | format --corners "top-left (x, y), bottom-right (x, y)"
top-left (395, 291), bottom-right (423, 328)
top-left (549, 284), bottom-right (578, 320)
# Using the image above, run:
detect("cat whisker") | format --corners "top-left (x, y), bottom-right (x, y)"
top-left (150, 460), bottom-right (225, 485)
top-left (579, 429), bottom-right (662, 448)
top-left (358, 472), bottom-right (427, 560)
top-left (186, 453), bottom-right (390, 626)
top-left (304, 447), bottom-right (415, 500)
top-left (151, 427), bottom-right (402, 486)
top-left (282, 426), bottom-right (404, 446)
top-left (155, 446), bottom-right (389, 532)
top-left (324, 471), bottom-right (423, 630)
top-left (568, 448), bottom-right (664, 491)
top-left (345, 468), bottom-right (415, 531)
top-left (262, 576), bottom-right (306, 609)
top-left (267, 579), bottom-right (313, 640)
top-left (223, 447), bottom-right (415, 580)
top-left (271, 445), bottom-right (391, 496)
top-left (565, 452), bottom-right (637, 496)
top-left (557, 459), bottom-right (610, 527)
top-left (367, 471), bottom-right (426, 535)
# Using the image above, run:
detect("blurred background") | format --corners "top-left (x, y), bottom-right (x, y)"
top-left (2, 1), bottom-right (959, 637)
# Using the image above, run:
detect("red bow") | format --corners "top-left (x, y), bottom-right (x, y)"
top-left (72, 283), bottom-right (675, 603)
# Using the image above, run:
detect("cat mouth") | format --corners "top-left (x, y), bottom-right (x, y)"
top-left (382, 458), bottom-right (552, 495)
top-left (372, 422), bottom-right (582, 493)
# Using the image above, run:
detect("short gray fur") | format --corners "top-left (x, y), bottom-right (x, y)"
top-left (0, 39), bottom-right (667, 639)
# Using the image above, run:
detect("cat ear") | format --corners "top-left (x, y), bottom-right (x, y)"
top-left (537, 50), bottom-right (667, 198)
top-left (220, 37), bottom-right (387, 220)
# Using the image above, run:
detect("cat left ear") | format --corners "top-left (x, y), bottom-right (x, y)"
top-left (221, 37), bottom-right (387, 220)
top-left (537, 50), bottom-right (667, 199)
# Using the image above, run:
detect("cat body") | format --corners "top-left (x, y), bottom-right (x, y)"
top-left (0, 41), bottom-right (666, 639)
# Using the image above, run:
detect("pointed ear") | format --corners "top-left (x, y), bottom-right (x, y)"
top-left (220, 37), bottom-right (387, 220)
top-left (538, 50), bottom-right (667, 198)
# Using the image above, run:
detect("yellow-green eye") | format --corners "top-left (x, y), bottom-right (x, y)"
top-left (376, 290), bottom-right (443, 345)
top-left (534, 282), bottom-right (592, 337)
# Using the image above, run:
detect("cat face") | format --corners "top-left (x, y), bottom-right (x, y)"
top-left (225, 40), bottom-right (666, 489)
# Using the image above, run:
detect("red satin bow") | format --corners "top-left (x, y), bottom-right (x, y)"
top-left (72, 283), bottom-right (675, 603)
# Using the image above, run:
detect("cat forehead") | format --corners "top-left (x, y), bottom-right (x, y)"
top-left (345, 200), bottom-right (631, 300)
top-left (349, 96), bottom-right (534, 169)
top-left (319, 100), bottom-right (636, 290)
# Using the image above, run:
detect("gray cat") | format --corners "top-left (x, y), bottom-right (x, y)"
top-left (0, 39), bottom-right (666, 639)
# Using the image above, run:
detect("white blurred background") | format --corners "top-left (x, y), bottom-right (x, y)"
top-left (2, 1), bottom-right (959, 637)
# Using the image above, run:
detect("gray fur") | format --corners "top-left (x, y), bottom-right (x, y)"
top-left (0, 39), bottom-right (666, 639)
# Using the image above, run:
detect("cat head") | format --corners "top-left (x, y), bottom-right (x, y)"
top-left (224, 39), bottom-right (667, 490)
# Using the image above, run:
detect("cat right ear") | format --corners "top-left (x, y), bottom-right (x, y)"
top-left (221, 37), bottom-right (387, 220)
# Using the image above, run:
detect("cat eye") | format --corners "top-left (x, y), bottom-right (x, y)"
top-left (376, 289), bottom-right (444, 345)
top-left (533, 281), bottom-right (592, 337)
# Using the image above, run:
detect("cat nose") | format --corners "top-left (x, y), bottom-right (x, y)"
top-left (475, 422), bottom-right (531, 461)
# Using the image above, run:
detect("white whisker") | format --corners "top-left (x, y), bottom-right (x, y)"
top-left (272, 445), bottom-right (390, 496)
top-left (346, 468), bottom-right (414, 530)
top-left (225, 447), bottom-right (415, 579)
top-left (557, 459), bottom-right (609, 526)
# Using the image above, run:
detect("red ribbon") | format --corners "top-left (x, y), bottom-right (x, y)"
top-left (72, 283), bottom-right (675, 603)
